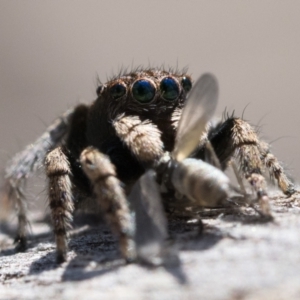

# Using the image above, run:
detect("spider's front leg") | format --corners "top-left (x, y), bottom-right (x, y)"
top-left (45, 146), bottom-right (74, 263)
top-left (113, 115), bottom-right (164, 164)
top-left (112, 114), bottom-right (172, 264)
top-left (80, 147), bottom-right (136, 262)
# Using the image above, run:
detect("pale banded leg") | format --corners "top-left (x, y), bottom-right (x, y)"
top-left (80, 147), bottom-right (136, 262)
top-left (45, 146), bottom-right (74, 263)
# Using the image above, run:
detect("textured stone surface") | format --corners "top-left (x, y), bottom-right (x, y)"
top-left (1, 193), bottom-right (300, 300)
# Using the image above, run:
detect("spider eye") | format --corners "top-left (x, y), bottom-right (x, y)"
top-left (160, 77), bottom-right (180, 101)
top-left (181, 76), bottom-right (192, 93)
top-left (110, 82), bottom-right (126, 100)
top-left (132, 80), bottom-right (155, 103)
top-left (96, 85), bottom-right (103, 96)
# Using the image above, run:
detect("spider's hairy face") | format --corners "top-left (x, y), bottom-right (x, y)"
top-left (96, 68), bottom-right (193, 120)
top-left (86, 68), bottom-right (193, 184)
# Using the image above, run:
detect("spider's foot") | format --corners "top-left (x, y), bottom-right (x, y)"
top-left (56, 251), bottom-right (67, 264)
top-left (14, 235), bottom-right (27, 252)
top-left (122, 240), bottom-right (137, 264)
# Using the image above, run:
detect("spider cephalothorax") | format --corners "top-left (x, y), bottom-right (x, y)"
top-left (3, 68), bottom-right (295, 265)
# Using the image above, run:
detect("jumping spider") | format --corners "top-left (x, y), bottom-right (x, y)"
top-left (3, 68), bottom-right (295, 265)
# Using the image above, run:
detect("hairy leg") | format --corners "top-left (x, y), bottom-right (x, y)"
top-left (113, 115), bottom-right (164, 164)
top-left (80, 147), bottom-right (136, 262)
top-left (195, 117), bottom-right (295, 214)
top-left (4, 179), bottom-right (28, 251)
top-left (45, 146), bottom-right (74, 263)
top-left (3, 108), bottom-right (74, 251)
top-left (259, 141), bottom-right (295, 195)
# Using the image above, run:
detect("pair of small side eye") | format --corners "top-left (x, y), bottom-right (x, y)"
top-left (97, 76), bottom-right (192, 103)
top-left (160, 76), bottom-right (191, 100)
top-left (160, 76), bottom-right (191, 102)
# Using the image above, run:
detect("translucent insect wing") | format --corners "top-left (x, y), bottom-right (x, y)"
top-left (173, 73), bottom-right (219, 162)
top-left (129, 170), bottom-right (169, 265)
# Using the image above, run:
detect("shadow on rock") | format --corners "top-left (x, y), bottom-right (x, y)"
top-left (29, 251), bottom-right (59, 274)
top-left (0, 222), bottom-right (53, 258)
top-left (27, 224), bottom-right (124, 281)
top-left (61, 225), bottom-right (128, 281)
top-left (62, 255), bottom-right (124, 281)
top-left (24, 214), bottom-right (224, 283)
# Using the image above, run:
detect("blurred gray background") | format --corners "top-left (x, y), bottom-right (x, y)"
top-left (1, 0), bottom-right (300, 186)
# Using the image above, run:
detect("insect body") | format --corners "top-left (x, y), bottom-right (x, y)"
top-left (3, 68), bottom-right (295, 264)
top-left (156, 74), bottom-right (236, 208)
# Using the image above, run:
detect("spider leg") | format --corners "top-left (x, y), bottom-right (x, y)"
top-left (259, 141), bottom-right (295, 195)
top-left (113, 115), bottom-right (175, 262)
top-left (3, 108), bottom-right (74, 252)
top-left (80, 147), bottom-right (136, 262)
top-left (45, 146), bottom-right (74, 263)
top-left (8, 180), bottom-right (28, 252)
top-left (196, 117), bottom-right (295, 214)
top-left (113, 114), bottom-right (164, 164)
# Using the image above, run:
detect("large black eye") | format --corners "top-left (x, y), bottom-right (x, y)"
top-left (132, 79), bottom-right (155, 103)
top-left (160, 77), bottom-right (180, 101)
top-left (110, 82), bottom-right (126, 100)
top-left (181, 76), bottom-right (192, 92)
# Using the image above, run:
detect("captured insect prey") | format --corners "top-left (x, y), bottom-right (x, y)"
top-left (3, 67), bottom-right (296, 265)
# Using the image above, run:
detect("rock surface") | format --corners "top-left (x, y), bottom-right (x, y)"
top-left (1, 193), bottom-right (300, 300)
